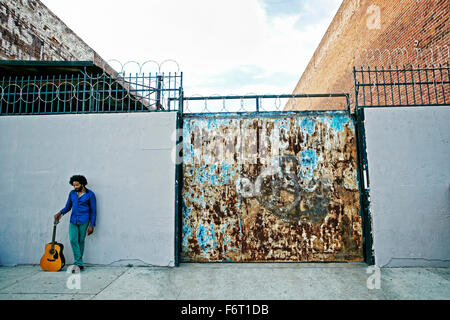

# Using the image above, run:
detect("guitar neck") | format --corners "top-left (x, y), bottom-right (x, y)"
top-left (51, 224), bottom-right (57, 248)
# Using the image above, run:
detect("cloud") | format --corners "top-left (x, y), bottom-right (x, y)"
top-left (259, 0), bottom-right (304, 16)
top-left (192, 64), bottom-right (299, 95)
top-left (260, 0), bottom-right (342, 31)
top-left (41, 0), bottom-right (341, 95)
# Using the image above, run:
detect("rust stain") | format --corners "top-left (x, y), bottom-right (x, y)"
top-left (181, 113), bottom-right (363, 262)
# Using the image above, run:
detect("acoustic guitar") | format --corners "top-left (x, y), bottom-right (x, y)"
top-left (40, 220), bottom-right (65, 271)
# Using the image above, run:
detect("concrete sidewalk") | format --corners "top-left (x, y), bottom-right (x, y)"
top-left (0, 263), bottom-right (449, 300)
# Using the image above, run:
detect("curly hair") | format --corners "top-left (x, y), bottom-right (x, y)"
top-left (69, 175), bottom-right (88, 186)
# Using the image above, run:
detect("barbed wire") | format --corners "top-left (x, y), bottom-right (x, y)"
top-left (82, 59), bottom-right (181, 80)
top-left (354, 46), bottom-right (450, 68)
top-left (182, 93), bottom-right (350, 113)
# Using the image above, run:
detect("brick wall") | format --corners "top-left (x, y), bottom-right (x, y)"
top-left (285, 0), bottom-right (449, 111)
top-left (0, 0), bottom-right (108, 69)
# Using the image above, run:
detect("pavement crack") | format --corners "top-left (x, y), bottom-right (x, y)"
top-left (0, 267), bottom-right (42, 292)
top-left (89, 268), bottom-right (130, 300)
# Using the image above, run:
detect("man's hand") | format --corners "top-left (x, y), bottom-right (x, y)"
top-left (54, 212), bottom-right (62, 224)
top-left (87, 226), bottom-right (94, 235)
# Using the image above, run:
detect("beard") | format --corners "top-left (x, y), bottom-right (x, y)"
top-left (75, 186), bottom-right (83, 192)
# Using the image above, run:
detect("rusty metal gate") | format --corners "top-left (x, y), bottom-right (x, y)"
top-left (180, 97), bottom-right (364, 262)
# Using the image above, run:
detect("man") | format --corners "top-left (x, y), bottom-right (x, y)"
top-left (54, 175), bottom-right (97, 271)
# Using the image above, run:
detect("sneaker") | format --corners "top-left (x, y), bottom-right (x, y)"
top-left (71, 265), bottom-right (82, 273)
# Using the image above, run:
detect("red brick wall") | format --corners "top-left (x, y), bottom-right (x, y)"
top-left (285, 0), bottom-right (449, 111)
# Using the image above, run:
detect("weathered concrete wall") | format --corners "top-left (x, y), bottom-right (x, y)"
top-left (0, 0), bottom-right (108, 67)
top-left (0, 112), bottom-right (177, 266)
top-left (364, 106), bottom-right (450, 267)
top-left (286, 0), bottom-right (449, 111)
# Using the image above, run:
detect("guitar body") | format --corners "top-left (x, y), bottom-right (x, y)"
top-left (40, 242), bottom-right (65, 271)
top-left (40, 221), bottom-right (66, 271)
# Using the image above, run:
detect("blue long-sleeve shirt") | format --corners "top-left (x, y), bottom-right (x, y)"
top-left (60, 188), bottom-right (97, 227)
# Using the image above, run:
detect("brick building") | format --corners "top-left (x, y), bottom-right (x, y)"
top-left (285, 0), bottom-right (449, 111)
top-left (0, 0), bottom-right (110, 71)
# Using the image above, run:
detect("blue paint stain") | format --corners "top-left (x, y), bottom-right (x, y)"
top-left (182, 223), bottom-right (191, 248)
top-left (300, 117), bottom-right (316, 135)
top-left (210, 223), bottom-right (217, 249)
top-left (192, 194), bottom-right (206, 208)
top-left (182, 200), bottom-right (192, 247)
top-left (207, 118), bottom-right (217, 129)
top-left (220, 162), bottom-right (238, 184)
top-left (222, 162), bottom-right (231, 171)
top-left (209, 164), bottom-right (217, 173)
top-left (197, 224), bottom-right (210, 253)
top-left (319, 114), bottom-right (352, 132)
top-left (300, 149), bottom-right (318, 180)
top-left (182, 201), bottom-right (191, 218)
top-left (194, 166), bottom-right (208, 185)
top-left (274, 118), bottom-right (289, 130)
top-left (220, 221), bottom-right (232, 247)
top-left (193, 163), bottom-right (238, 186)
top-left (195, 222), bottom-right (218, 254)
top-left (183, 139), bottom-right (196, 165)
top-left (204, 118), bottom-right (234, 130)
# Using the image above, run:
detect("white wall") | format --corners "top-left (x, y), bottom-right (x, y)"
top-left (0, 111), bottom-right (177, 266)
top-left (364, 106), bottom-right (450, 267)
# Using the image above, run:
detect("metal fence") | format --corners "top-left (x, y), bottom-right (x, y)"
top-left (0, 72), bottom-right (183, 115)
top-left (353, 63), bottom-right (450, 109)
top-left (174, 93), bottom-right (350, 114)
top-left (3, 62), bottom-right (449, 116)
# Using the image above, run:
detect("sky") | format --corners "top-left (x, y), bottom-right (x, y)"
top-left (41, 0), bottom-right (342, 96)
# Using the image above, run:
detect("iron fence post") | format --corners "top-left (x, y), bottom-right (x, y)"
top-left (156, 75), bottom-right (163, 110)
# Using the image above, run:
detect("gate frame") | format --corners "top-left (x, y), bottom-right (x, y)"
top-left (351, 107), bottom-right (375, 265)
top-left (174, 93), bottom-right (375, 265)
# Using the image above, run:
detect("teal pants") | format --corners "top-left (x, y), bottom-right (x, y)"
top-left (69, 222), bottom-right (89, 267)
